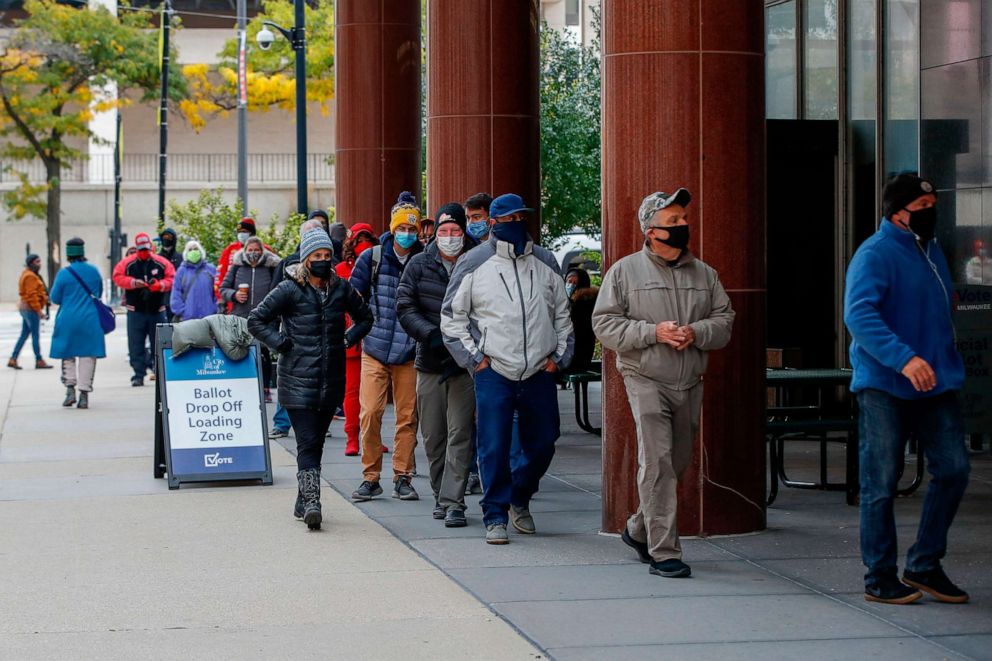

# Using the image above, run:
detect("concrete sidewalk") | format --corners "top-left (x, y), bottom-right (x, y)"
top-left (301, 380), bottom-right (992, 661)
top-left (0, 319), bottom-right (541, 660)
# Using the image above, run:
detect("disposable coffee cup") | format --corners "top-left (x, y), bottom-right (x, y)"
top-left (238, 284), bottom-right (249, 293)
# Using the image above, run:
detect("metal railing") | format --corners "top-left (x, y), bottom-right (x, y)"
top-left (0, 153), bottom-right (334, 184)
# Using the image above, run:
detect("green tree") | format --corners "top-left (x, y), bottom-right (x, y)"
top-left (0, 0), bottom-right (184, 283)
top-left (540, 16), bottom-right (601, 247)
top-left (180, 0), bottom-right (334, 130)
top-left (165, 188), bottom-right (309, 262)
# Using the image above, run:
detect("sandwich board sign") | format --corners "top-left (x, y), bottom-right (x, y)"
top-left (155, 325), bottom-right (273, 489)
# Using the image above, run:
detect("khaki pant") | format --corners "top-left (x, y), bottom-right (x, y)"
top-left (62, 357), bottom-right (97, 393)
top-left (417, 371), bottom-right (475, 511)
top-left (623, 374), bottom-right (703, 562)
top-left (360, 354), bottom-right (418, 483)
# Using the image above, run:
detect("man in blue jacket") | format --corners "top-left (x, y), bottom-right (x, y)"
top-left (844, 174), bottom-right (970, 606)
top-left (350, 192), bottom-right (424, 502)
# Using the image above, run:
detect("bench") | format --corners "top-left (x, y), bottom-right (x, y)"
top-left (564, 362), bottom-right (601, 435)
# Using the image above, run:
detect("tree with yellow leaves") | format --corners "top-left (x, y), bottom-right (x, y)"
top-left (0, 0), bottom-right (184, 283)
top-left (180, 0), bottom-right (334, 131)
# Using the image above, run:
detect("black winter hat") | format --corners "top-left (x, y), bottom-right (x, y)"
top-left (435, 202), bottom-right (467, 232)
top-left (25, 253), bottom-right (40, 267)
top-left (308, 209), bottom-right (330, 222)
top-left (159, 227), bottom-right (177, 240)
top-left (882, 174), bottom-right (938, 220)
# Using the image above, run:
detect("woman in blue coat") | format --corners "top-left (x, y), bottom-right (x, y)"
top-left (170, 240), bottom-right (218, 321)
top-left (50, 238), bottom-right (106, 409)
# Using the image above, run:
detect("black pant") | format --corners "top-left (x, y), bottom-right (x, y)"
top-left (287, 408), bottom-right (333, 471)
top-left (261, 346), bottom-right (273, 388)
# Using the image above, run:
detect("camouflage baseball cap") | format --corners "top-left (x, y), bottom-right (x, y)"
top-left (638, 189), bottom-right (692, 233)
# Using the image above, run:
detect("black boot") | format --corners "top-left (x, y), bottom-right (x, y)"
top-left (293, 490), bottom-right (304, 520)
top-left (297, 468), bottom-right (322, 530)
top-left (62, 386), bottom-right (76, 407)
top-left (76, 391), bottom-right (89, 410)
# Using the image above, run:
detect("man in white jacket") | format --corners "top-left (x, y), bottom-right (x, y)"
top-left (441, 193), bottom-right (573, 545)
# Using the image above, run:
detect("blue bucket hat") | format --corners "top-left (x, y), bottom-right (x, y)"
top-left (489, 193), bottom-right (533, 219)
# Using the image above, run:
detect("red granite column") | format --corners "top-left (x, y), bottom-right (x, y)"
top-left (426, 0), bottom-right (540, 236)
top-left (335, 0), bottom-right (421, 232)
top-left (601, 0), bottom-right (767, 536)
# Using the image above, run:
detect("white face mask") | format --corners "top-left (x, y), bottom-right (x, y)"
top-left (237, 232), bottom-right (250, 245)
top-left (437, 235), bottom-right (464, 257)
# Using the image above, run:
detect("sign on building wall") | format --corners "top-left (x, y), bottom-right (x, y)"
top-left (954, 285), bottom-right (992, 433)
top-left (156, 328), bottom-right (272, 489)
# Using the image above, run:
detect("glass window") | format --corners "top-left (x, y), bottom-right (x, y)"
top-left (849, 0), bottom-right (878, 240)
top-left (767, 1), bottom-right (798, 120)
top-left (804, 0), bottom-right (839, 119)
top-left (922, 59), bottom-right (984, 190)
top-left (566, 0), bottom-right (580, 26)
top-left (884, 0), bottom-right (921, 177)
top-left (921, 0), bottom-right (981, 69)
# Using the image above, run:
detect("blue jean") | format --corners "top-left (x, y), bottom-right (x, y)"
top-left (126, 310), bottom-right (165, 379)
top-left (12, 310), bottom-right (42, 361)
top-left (273, 403), bottom-right (292, 433)
top-left (475, 368), bottom-right (559, 526)
top-left (469, 414), bottom-right (524, 475)
top-left (858, 389), bottom-right (970, 587)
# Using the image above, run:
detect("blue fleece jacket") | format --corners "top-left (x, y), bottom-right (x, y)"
top-left (844, 219), bottom-right (964, 399)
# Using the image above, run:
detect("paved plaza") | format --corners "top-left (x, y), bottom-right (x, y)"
top-left (1, 313), bottom-right (990, 660)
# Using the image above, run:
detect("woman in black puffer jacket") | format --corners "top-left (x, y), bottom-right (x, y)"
top-left (248, 229), bottom-right (373, 530)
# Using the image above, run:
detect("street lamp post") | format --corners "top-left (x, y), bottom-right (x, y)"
top-left (256, 0), bottom-right (308, 216)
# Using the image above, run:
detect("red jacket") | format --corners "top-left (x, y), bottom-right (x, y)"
top-left (336, 259), bottom-right (363, 359)
top-left (112, 252), bottom-right (175, 313)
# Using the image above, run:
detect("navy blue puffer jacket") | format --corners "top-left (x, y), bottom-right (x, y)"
top-left (349, 232), bottom-right (423, 365)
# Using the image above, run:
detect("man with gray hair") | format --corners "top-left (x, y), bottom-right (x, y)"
top-left (592, 188), bottom-right (735, 579)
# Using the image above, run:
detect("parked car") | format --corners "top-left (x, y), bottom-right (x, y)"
top-left (552, 229), bottom-right (601, 275)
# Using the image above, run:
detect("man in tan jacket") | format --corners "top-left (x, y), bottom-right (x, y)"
top-left (592, 189), bottom-right (734, 578)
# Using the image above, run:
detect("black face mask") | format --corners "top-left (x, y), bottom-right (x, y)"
top-left (161, 239), bottom-right (175, 249)
top-left (309, 260), bottom-right (333, 279)
top-left (652, 225), bottom-right (690, 251)
top-left (903, 206), bottom-right (937, 243)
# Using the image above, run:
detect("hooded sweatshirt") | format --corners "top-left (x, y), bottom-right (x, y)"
top-left (170, 241), bottom-right (217, 321)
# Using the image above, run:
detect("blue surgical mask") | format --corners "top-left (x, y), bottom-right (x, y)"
top-left (467, 221), bottom-right (490, 240)
top-left (565, 283), bottom-right (576, 298)
top-left (395, 231), bottom-right (418, 250)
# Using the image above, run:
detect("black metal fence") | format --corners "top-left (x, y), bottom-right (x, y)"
top-left (0, 153), bottom-right (334, 184)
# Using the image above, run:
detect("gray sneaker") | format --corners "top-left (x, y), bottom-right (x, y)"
top-left (510, 505), bottom-right (536, 534)
top-left (486, 523), bottom-right (509, 545)
top-left (352, 480), bottom-right (383, 501)
top-left (465, 473), bottom-right (482, 495)
top-left (269, 427), bottom-right (289, 439)
top-left (392, 476), bottom-right (419, 501)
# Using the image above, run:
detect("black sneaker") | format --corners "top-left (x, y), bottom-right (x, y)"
top-left (622, 528), bottom-right (651, 564)
top-left (131, 376), bottom-right (143, 387)
top-left (445, 509), bottom-right (467, 528)
top-left (649, 558), bottom-right (691, 578)
top-left (903, 567), bottom-right (969, 604)
top-left (351, 480), bottom-right (383, 501)
top-left (864, 575), bottom-right (923, 605)
top-left (393, 476), bottom-right (419, 500)
top-left (433, 501), bottom-right (446, 520)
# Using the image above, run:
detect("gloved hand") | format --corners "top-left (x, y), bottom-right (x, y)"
top-left (428, 328), bottom-right (445, 350)
top-left (278, 337), bottom-right (294, 353)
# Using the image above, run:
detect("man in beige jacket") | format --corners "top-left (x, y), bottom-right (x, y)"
top-left (592, 189), bottom-right (735, 578)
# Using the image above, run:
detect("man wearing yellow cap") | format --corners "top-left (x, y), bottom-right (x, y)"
top-left (350, 192), bottom-right (425, 502)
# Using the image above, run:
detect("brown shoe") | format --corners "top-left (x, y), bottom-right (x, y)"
top-left (35, 359), bottom-right (53, 369)
top-left (7, 358), bottom-right (21, 370)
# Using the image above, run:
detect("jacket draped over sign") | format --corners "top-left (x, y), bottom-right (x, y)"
top-left (247, 266), bottom-right (374, 411)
